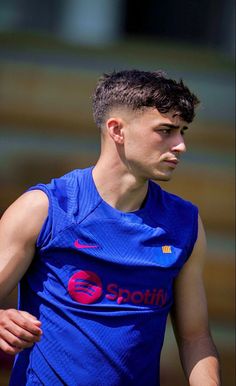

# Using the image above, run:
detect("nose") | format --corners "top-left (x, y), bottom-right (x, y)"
top-left (171, 134), bottom-right (187, 154)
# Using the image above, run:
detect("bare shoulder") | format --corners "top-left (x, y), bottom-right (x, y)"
top-left (6, 189), bottom-right (49, 213)
top-left (171, 215), bottom-right (209, 339)
top-left (173, 215), bottom-right (207, 297)
top-left (0, 190), bottom-right (49, 300)
top-left (0, 190), bottom-right (49, 242)
top-left (184, 214), bottom-right (207, 272)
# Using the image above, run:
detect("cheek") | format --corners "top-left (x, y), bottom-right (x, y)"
top-left (125, 132), bottom-right (164, 158)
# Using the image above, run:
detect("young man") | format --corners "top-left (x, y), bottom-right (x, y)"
top-left (0, 70), bottom-right (220, 385)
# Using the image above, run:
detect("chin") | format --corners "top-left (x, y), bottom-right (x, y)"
top-left (152, 173), bottom-right (172, 182)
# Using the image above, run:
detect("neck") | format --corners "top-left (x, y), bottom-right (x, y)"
top-left (92, 156), bottom-right (148, 213)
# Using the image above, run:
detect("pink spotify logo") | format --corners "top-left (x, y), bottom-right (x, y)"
top-left (68, 270), bottom-right (168, 307)
top-left (68, 270), bottom-right (103, 304)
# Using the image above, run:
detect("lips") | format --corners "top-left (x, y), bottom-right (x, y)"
top-left (167, 159), bottom-right (178, 164)
top-left (163, 159), bottom-right (179, 166)
top-left (164, 158), bottom-right (179, 165)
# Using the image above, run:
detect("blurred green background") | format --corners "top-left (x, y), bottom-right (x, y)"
top-left (0, 1), bottom-right (235, 385)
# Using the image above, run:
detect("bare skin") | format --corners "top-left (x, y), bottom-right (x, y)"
top-left (171, 216), bottom-right (220, 386)
top-left (0, 107), bottom-right (220, 384)
top-left (0, 190), bottom-right (48, 354)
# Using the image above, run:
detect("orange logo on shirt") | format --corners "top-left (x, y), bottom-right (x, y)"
top-left (162, 245), bottom-right (172, 254)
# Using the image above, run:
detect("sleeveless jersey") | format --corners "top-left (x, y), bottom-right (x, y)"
top-left (10, 167), bottom-right (198, 386)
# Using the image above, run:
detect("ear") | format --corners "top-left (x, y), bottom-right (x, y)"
top-left (106, 118), bottom-right (124, 144)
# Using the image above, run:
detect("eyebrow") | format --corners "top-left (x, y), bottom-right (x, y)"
top-left (160, 123), bottom-right (189, 131)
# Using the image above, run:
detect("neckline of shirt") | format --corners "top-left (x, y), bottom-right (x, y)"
top-left (87, 166), bottom-right (154, 219)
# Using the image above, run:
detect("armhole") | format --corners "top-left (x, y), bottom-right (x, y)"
top-left (187, 205), bottom-right (199, 258)
top-left (27, 185), bottom-right (52, 249)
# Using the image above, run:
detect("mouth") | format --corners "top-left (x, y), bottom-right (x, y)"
top-left (163, 158), bottom-right (179, 167)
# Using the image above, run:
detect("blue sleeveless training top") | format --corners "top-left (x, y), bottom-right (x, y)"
top-left (10, 167), bottom-right (198, 386)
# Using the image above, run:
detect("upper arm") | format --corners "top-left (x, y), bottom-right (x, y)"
top-left (171, 215), bottom-right (210, 342)
top-left (0, 190), bottom-right (49, 302)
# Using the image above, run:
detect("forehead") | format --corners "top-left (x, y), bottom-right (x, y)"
top-left (132, 107), bottom-right (186, 126)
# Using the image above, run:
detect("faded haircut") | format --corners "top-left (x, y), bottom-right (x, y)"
top-left (92, 69), bottom-right (200, 128)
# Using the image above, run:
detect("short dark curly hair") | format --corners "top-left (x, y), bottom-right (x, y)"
top-left (92, 69), bottom-right (200, 128)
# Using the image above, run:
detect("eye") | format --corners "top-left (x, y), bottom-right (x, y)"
top-left (159, 128), bottom-right (171, 135)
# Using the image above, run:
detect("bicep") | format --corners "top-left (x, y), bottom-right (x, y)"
top-left (0, 190), bottom-right (48, 302)
top-left (171, 216), bottom-right (210, 342)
